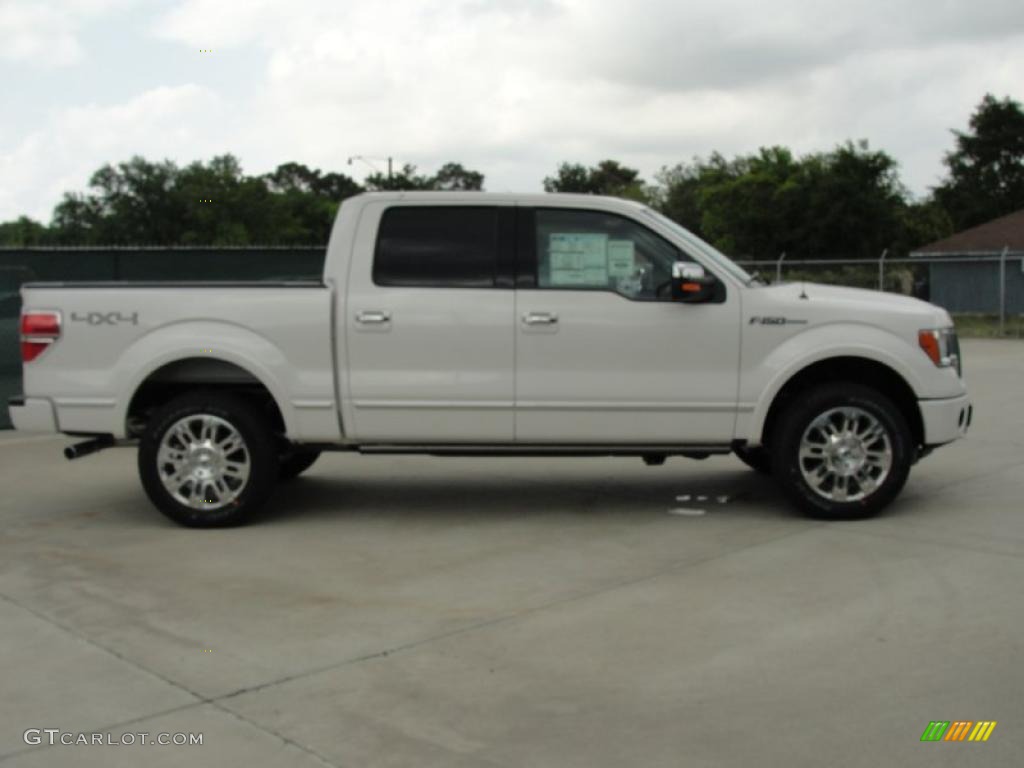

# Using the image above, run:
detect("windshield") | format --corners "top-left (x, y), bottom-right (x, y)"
top-left (641, 208), bottom-right (758, 285)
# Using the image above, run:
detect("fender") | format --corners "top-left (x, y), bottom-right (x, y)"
top-left (114, 320), bottom-right (297, 439)
top-left (741, 322), bottom-right (934, 445)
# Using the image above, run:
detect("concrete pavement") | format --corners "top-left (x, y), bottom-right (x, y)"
top-left (1, 339), bottom-right (1022, 767)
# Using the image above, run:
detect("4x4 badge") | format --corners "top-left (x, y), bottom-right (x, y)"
top-left (70, 311), bottom-right (139, 326)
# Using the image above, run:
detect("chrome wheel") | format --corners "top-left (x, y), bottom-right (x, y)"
top-left (798, 406), bottom-right (892, 502)
top-left (156, 414), bottom-right (250, 510)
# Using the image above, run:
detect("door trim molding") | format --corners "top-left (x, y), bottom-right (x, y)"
top-left (353, 400), bottom-right (514, 410)
top-left (517, 401), bottom-right (750, 412)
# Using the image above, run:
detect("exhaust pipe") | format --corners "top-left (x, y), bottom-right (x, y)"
top-left (64, 436), bottom-right (115, 461)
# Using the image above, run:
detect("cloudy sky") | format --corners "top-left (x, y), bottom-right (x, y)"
top-left (1, 0), bottom-right (1023, 222)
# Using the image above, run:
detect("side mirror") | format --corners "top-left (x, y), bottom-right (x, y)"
top-left (671, 262), bottom-right (717, 303)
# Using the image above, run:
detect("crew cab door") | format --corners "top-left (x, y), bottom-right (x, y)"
top-left (343, 202), bottom-right (515, 442)
top-left (514, 207), bottom-right (741, 443)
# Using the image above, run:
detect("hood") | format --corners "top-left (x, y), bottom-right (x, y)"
top-left (754, 281), bottom-right (951, 325)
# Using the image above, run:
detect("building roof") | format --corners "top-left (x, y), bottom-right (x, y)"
top-left (912, 208), bottom-right (1024, 255)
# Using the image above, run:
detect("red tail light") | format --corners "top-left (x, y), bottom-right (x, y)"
top-left (20, 311), bottom-right (61, 362)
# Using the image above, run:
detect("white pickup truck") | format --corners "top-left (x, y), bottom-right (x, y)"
top-left (10, 192), bottom-right (971, 526)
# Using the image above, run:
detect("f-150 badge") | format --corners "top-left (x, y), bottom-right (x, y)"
top-left (748, 316), bottom-right (808, 325)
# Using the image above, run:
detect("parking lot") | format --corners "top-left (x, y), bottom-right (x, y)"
top-left (0, 338), bottom-right (1021, 767)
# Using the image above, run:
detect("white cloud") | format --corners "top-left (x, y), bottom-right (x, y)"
top-left (3, 0), bottom-right (1024, 221)
top-left (0, 0), bottom-right (139, 67)
top-left (148, 0), bottom-right (1024, 193)
top-left (0, 85), bottom-right (228, 220)
top-left (0, 2), bottom-right (82, 66)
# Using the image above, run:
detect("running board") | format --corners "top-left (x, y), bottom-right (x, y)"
top-left (354, 444), bottom-right (732, 458)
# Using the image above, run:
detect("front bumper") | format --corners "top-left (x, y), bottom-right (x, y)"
top-left (8, 396), bottom-right (59, 433)
top-left (919, 394), bottom-right (972, 446)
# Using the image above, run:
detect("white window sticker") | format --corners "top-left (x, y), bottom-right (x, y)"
top-left (548, 233), bottom-right (610, 287)
top-left (607, 239), bottom-right (636, 278)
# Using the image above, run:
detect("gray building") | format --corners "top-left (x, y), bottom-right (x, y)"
top-left (911, 209), bottom-right (1024, 314)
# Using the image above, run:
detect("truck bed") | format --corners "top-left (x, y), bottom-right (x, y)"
top-left (18, 281), bottom-right (340, 441)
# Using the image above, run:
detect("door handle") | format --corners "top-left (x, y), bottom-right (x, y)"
top-left (522, 312), bottom-right (558, 326)
top-left (355, 310), bottom-right (391, 325)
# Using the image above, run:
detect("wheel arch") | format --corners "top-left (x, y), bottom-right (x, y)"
top-left (124, 356), bottom-right (289, 439)
top-left (752, 356), bottom-right (924, 450)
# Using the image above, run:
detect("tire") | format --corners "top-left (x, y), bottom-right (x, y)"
top-left (138, 391), bottom-right (279, 527)
top-left (279, 449), bottom-right (321, 480)
top-left (770, 383), bottom-right (913, 520)
top-left (734, 445), bottom-right (772, 474)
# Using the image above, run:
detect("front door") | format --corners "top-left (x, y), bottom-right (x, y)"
top-left (515, 207), bottom-right (741, 444)
top-left (344, 202), bottom-right (515, 442)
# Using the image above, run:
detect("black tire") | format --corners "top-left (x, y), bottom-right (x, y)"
top-left (734, 445), bottom-right (772, 474)
top-left (279, 449), bottom-right (321, 480)
top-left (138, 391), bottom-right (279, 527)
top-left (770, 383), bottom-right (913, 520)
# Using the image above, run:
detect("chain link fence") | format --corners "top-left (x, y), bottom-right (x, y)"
top-left (737, 249), bottom-right (1024, 334)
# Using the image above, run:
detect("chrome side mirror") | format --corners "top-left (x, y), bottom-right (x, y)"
top-left (671, 262), bottom-right (717, 303)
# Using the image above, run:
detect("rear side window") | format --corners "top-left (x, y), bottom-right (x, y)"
top-left (374, 207), bottom-right (498, 288)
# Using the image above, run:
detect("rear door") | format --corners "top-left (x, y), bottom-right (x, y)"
top-left (344, 202), bottom-right (516, 442)
top-left (514, 206), bottom-right (742, 443)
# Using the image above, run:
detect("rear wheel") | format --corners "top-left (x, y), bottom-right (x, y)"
top-left (279, 449), bottom-right (321, 480)
top-left (138, 391), bottom-right (279, 527)
top-left (771, 383), bottom-right (913, 519)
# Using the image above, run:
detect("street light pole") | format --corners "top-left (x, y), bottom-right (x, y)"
top-left (347, 155), bottom-right (395, 179)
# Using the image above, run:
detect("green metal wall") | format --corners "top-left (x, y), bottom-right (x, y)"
top-left (0, 247), bottom-right (325, 429)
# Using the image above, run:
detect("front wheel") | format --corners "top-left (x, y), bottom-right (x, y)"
top-left (771, 383), bottom-right (913, 519)
top-left (138, 391), bottom-right (279, 527)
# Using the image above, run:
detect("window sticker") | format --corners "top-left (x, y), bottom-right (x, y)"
top-left (548, 232), bottom-right (610, 287)
top-left (607, 239), bottom-right (636, 278)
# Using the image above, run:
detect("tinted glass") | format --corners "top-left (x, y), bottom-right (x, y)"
top-left (534, 209), bottom-right (686, 300)
top-left (374, 207), bottom-right (498, 288)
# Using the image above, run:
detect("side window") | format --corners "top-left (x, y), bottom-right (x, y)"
top-left (374, 207), bottom-right (498, 288)
top-left (534, 209), bottom-right (688, 300)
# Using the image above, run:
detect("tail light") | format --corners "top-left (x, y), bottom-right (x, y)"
top-left (20, 311), bottom-right (61, 362)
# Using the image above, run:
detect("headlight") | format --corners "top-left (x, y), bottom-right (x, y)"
top-left (918, 328), bottom-right (961, 375)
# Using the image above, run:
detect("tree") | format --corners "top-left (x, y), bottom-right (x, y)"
top-left (263, 162), bottom-right (323, 194)
top-left (364, 162), bottom-right (485, 191)
top-left (263, 162), bottom-right (362, 199)
top-left (543, 163), bottom-right (591, 193)
top-left (31, 155), bottom-right (367, 245)
top-left (364, 163), bottom-right (433, 191)
top-left (543, 160), bottom-right (648, 201)
top-left (0, 216), bottom-right (51, 245)
top-left (652, 142), bottom-right (912, 260)
top-left (260, 162), bottom-right (362, 243)
top-left (432, 162), bottom-right (484, 190)
top-left (652, 159), bottom-right (719, 239)
top-left (935, 94), bottom-right (1024, 230)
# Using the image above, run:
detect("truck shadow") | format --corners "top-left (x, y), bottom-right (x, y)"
top-left (257, 465), bottom-right (791, 525)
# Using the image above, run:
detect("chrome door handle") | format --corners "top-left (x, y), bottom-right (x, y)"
top-left (522, 312), bottom-right (558, 326)
top-left (355, 310), bottom-right (391, 324)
